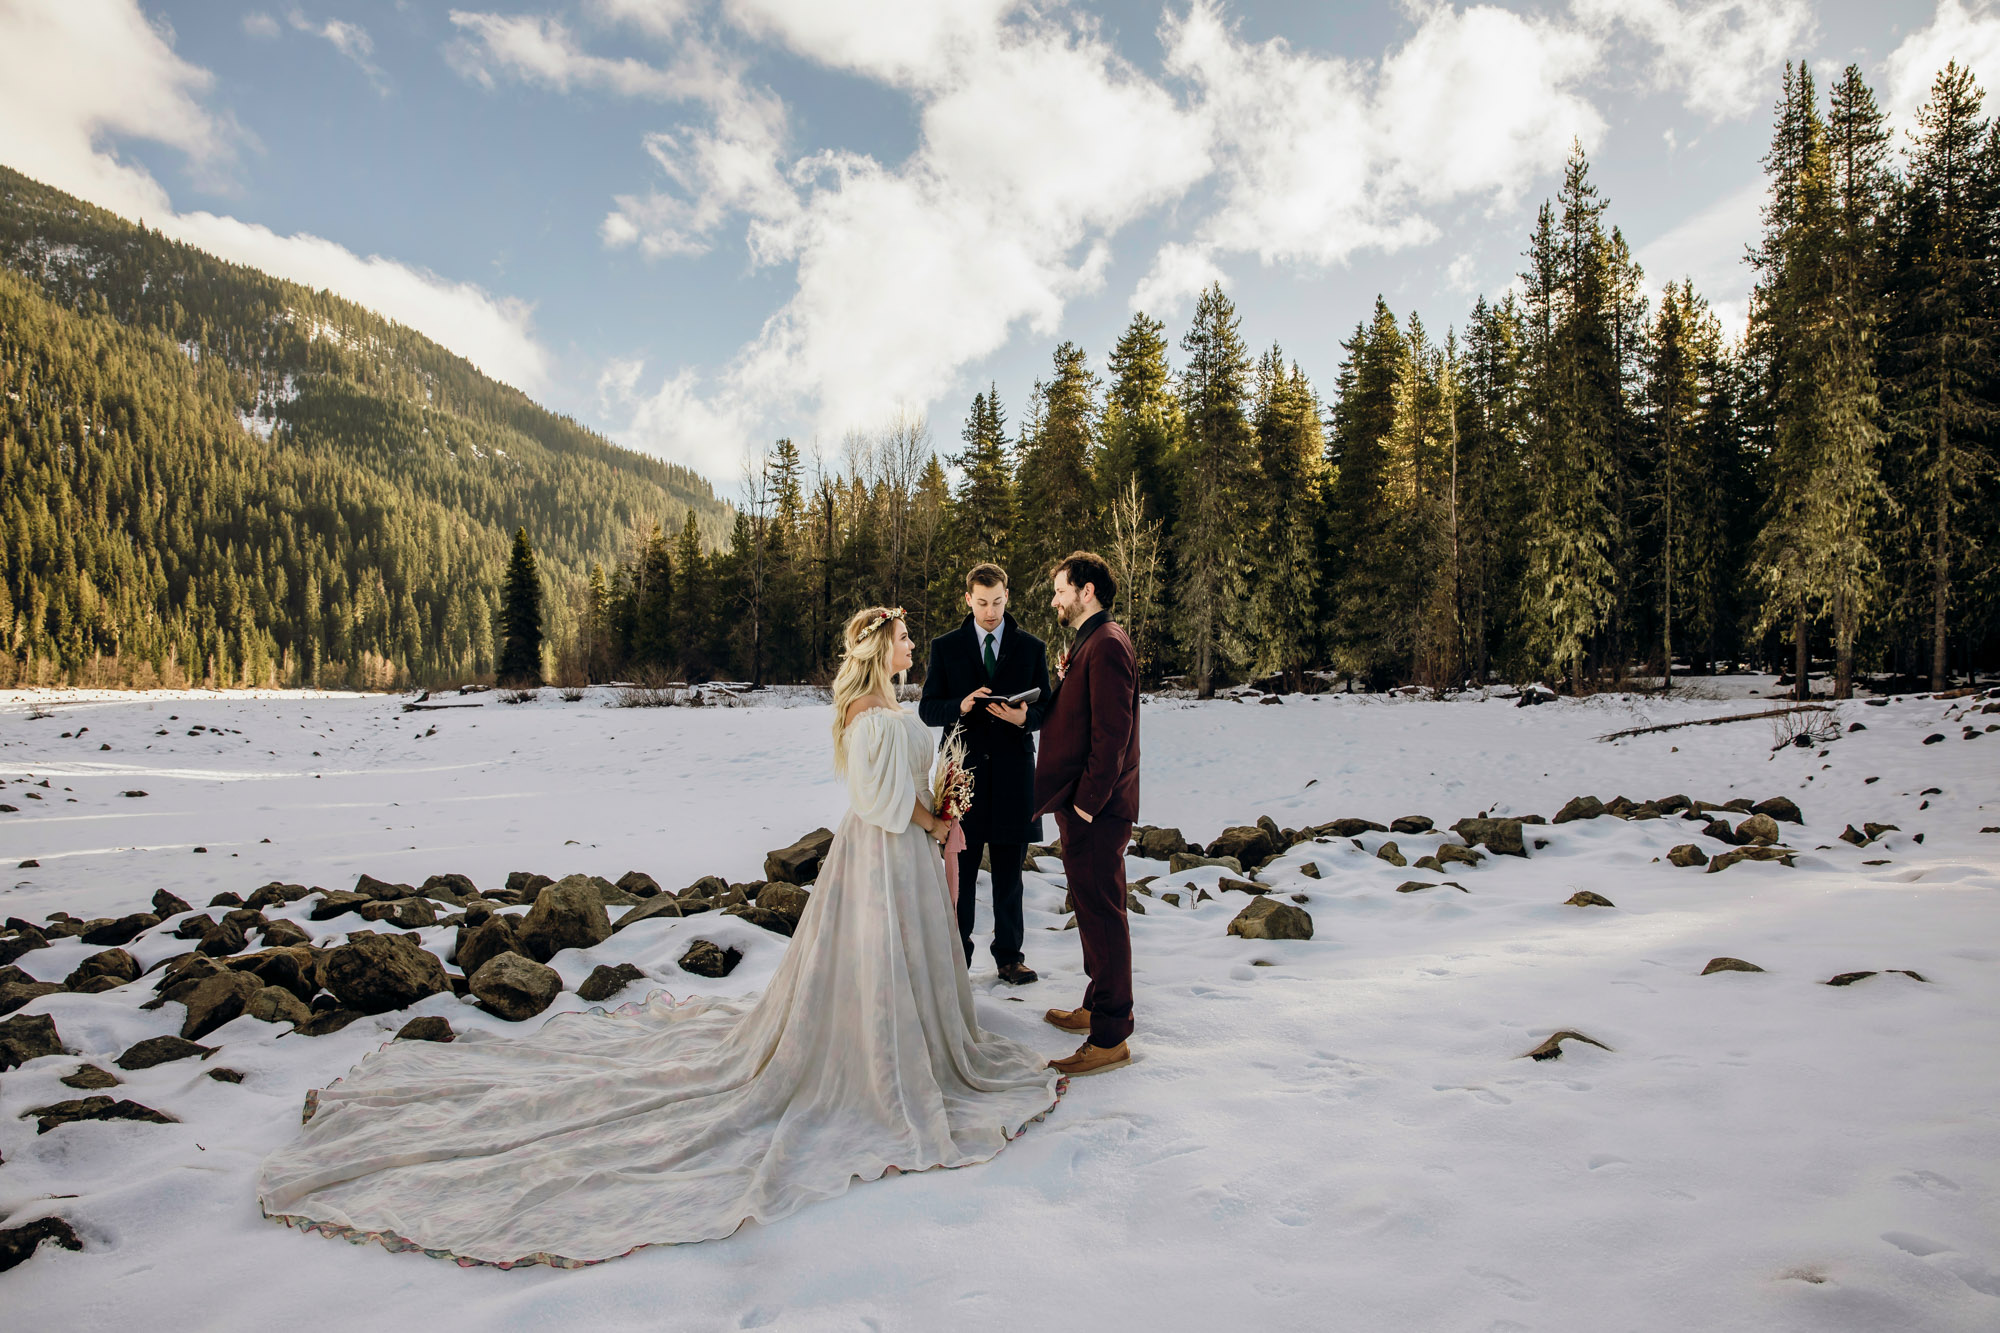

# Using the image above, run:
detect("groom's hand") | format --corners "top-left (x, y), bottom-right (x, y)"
top-left (985, 699), bottom-right (1027, 726)
top-left (960, 687), bottom-right (993, 716)
top-left (1072, 805), bottom-right (1094, 824)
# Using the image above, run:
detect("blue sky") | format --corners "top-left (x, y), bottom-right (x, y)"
top-left (2, 1), bottom-right (1992, 490)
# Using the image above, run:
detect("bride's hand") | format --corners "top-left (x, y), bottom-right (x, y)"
top-left (928, 817), bottom-right (950, 845)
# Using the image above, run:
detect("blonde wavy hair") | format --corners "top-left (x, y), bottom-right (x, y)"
top-left (830, 606), bottom-right (906, 772)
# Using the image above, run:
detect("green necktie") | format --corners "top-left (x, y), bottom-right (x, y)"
top-left (983, 632), bottom-right (997, 680)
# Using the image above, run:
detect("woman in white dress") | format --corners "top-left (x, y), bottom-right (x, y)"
top-left (256, 607), bottom-right (1063, 1268)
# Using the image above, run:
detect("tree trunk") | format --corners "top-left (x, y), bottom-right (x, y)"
top-left (1932, 418), bottom-right (1950, 690)
top-left (1793, 607), bottom-right (1809, 702)
top-left (1833, 584), bottom-right (1852, 700)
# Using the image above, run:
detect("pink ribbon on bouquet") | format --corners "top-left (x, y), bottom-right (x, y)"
top-left (941, 818), bottom-right (966, 906)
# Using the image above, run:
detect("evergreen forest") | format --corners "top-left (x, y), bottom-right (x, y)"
top-left (4, 61), bottom-right (1997, 697)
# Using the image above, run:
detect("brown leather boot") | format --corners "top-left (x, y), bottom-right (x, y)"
top-left (1050, 1040), bottom-right (1131, 1076)
top-left (1043, 1006), bottom-right (1091, 1033)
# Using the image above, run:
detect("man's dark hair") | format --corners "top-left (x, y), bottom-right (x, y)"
top-left (1052, 551), bottom-right (1116, 609)
top-left (966, 562), bottom-right (1008, 591)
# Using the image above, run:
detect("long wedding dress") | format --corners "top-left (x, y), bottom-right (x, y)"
top-left (256, 707), bottom-right (1063, 1267)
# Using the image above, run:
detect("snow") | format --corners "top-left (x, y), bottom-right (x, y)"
top-left (2, 682), bottom-right (1997, 1329)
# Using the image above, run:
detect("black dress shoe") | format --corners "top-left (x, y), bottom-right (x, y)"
top-left (996, 962), bottom-right (1039, 985)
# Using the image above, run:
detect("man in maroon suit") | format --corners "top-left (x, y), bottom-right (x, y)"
top-left (1033, 551), bottom-right (1141, 1077)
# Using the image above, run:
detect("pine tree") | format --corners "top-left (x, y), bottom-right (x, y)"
top-left (1324, 298), bottom-right (1405, 685)
top-left (1173, 282), bottom-right (1257, 695)
top-left (1248, 351), bottom-right (1326, 687)
top-left (1100, 313), bottom-right (1179, 526)
top-left (950, 387), bottom-right (1016, 566)
top-left (1888, 62), bottom-right (1996, 688)
top-left (1014, 342), bottom-right (1101, 635)
top-left (1455, 296), bottom-right (1527, 682)
top-left (497, 526), bottom-right (543, 685)
top-left (629, 522), bottom-right (675, 673)
top-left (672, 510), bottom-right (712, 678)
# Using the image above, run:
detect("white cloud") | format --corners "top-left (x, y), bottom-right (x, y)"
top-left (0, 0), bottom-right (550, 390)
top-left (243, 11), bottom-right (280, 39)
top-left (446, 10), bottom-right (681, 97)
top-left (592, 0), bottom-right (700, 39)
top-left (1884, 0), bottom-right (2000, 127)
top-left (289, 9), bottom-right (386, 88)
top-left (1139, 1), bottom-right (1602, 312)
top-left (1633, 176), bottom-right (1762, 334)
top-left (724, 0), bottom-right (1023, 90)
top-left (1573, 0), bottom-right (1814, 121)
top-left (604, 363), bottom-right (764, 479)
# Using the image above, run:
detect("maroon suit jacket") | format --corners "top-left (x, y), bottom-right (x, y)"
top-left (1033, 613), bottom-right (1140, 823)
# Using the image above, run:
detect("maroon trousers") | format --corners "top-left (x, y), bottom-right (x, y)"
top-left (1056, 810), bottom-right (1135, 1048)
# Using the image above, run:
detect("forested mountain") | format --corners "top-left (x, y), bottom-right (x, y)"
top-left (588, 59), bottom-right (1992, 698)
top-left (0, 165), bottom-right (731, 688)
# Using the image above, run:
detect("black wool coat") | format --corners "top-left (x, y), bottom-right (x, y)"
top-left (917, 613), bottom-right (1053, 844)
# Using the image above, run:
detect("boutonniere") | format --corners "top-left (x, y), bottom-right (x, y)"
top-left (1055, 644), bottom-right (1072, 680)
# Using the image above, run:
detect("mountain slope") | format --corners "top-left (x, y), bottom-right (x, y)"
top-left (0, 166), bottom-right (732, 687)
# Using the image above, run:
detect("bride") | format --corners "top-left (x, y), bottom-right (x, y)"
top-left (257, 606), bottom-right (1063, 1268)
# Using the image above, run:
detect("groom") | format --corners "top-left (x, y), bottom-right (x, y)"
top-left (919, 563), bottom-right (1053, 985)
top-left (1034, 551), bottom-right (1140, 1077)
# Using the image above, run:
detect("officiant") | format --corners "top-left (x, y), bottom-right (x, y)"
top-left (919, 563), bottom-right (1053, 985)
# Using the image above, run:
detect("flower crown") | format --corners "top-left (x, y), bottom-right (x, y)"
top-left (854, 607), bottom-right (906, 645)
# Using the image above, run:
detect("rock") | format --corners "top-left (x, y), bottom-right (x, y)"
top-left (0, 1216), bottom-right (85, 1271)
top-left (1839, 824), bottom-right (1869, 846)
top-left (244, 882), bottom-right (311, 911)
top-left (1226, 897), bottom-right (1314, 940)
top-left (1434, 843), bottom-right (1483, 867)
top-left (1169, 852), bottom-right (1243, 875)
top-left (354, 873), bottom-right (417, 901)
top-left (1217, 876), bottom-right (1269, 895)
top-left (153, 953), bottom-right (224, 1004)
top-left (208, 1067), bottom-right (245, 1082)
top-left (1130, 826), bottom-right (1191, 860)
top-left (1374, 841), bottom-right (1407, 867)
top-left (1565, 891), bottom-right (1615, 908)
top-left (1515, 684), bottom-right (1557, 706)
top-left (516, 874), bottom-right (613, 962)
top-left (322, 932), bottom-right (451, 1013)
top-left (0, 981), bottom-right (65, 1015)
top-left (232, 947), bottom-right (318, 1003)
top-left (679, 875), bottom-right (728, 902)
top-left (615, 870), bottom-right (663, 898)
top-left (1862, 822), bottom-right (1900, 840)
top-left (196, 917), bottom-right (248, 958)
top-left (502, 870), bottom-right (555, 902)
top-left (1413, 855), bottom-right (1445, 873)
top-left (1735, 813), bottom-right (1782, 845)
top-left (80, 913), bottom-right (159, 947)
top-left (1655, 794), bottom-right (1693, 814)
top-left (420, 873), bottom-right (479, 903)
top-left (765, 828), bottom-right (836, 884)
top-left (1923, 733), bottom-right (1945, 744)
top-left (1316, 817), bottom-right (1387, 838)
top-left (1208, 825), bottom-right (1279, 866)
top-left (610, 895), bottom-right (685, 934)
top-left (0, 926), bottom-right (50, 965)
top-left (356, 897), bottom-right (438, 930)
top-left (248, 985), bottom-right (313, 1026)
top-left (756, 882), bottom-right (812, 924)
top-left (1390, 815), bottom-right (1434, 835)
top-left (181, 970), bottom-right (264, 1039)
top-left (0, 1012), bottom-right (64, 1068)
top-left (1553, 795), bottom-right (1607, 824)
top-left (678, 939), bottom-right (742, 979)
top-left (454, 912), bottom-right (520, 977)
top-left (1707, 846), bottom-right (1796, 873)
top-left (295, 1008), bottom-right (364, 1036)
top-left (308, 891), bottom-right (369, 921)
top-left (260, 919), bottom-right (313, 949)
top-left (395, 1015), bottom-right (456, 1042)
top-left (722, 904), bottom-right (795, 935)
top-left (1825, 969), bottom-right (1928, 986)
top-left (584, 875), bottom-right (641, 907)
top-left (1701, 957), bottom-right (1764, 975)
top-left (116, 1035), bottom-right (215, 1070)
top-left (25, 1096), bottom-right (179, 1134)
top-left (470, 953), bottom-right (562, 1021)
top-left (578, 962), bottom-right (647, 1003)
top-left (1396, 879), bottom-right (1467, 893)
top-left (1298, 862), bottom-right (1322, 879)
top-left (61, 1063), bottom-right (120, 1089)
top-left (1751, 796), bottom-right (1804, 824)
top-left (1668, 843), bottom-right (1710, 868)
top-left (152, 890), bottom-right (193, 918)
top-left (1449, 817), bottom-right (1527, 857)
top-left (1603, 795), bottom-right (1640, 818)
top-left (1522, 1030), bottom-right (1612, 1061)
top-left (171, 913), bottom-right (215, 940)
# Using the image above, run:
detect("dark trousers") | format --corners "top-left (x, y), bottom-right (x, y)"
top-left (956, 837), bottom-right (1026, 969)
top-left (1054, 811), bottom-right (1134, 1047)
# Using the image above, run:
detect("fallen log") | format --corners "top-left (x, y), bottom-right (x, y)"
top-left (401, 701), bottom-right (486, 712)
top-left (1594, 704), bottom-right (1832, 742)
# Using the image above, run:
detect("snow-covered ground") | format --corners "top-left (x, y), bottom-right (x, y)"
top-left (1, 681), bottom-right (1996, 1331)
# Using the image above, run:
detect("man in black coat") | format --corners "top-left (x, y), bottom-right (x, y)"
top-left (918, 563), bottom-right (1052, 985)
